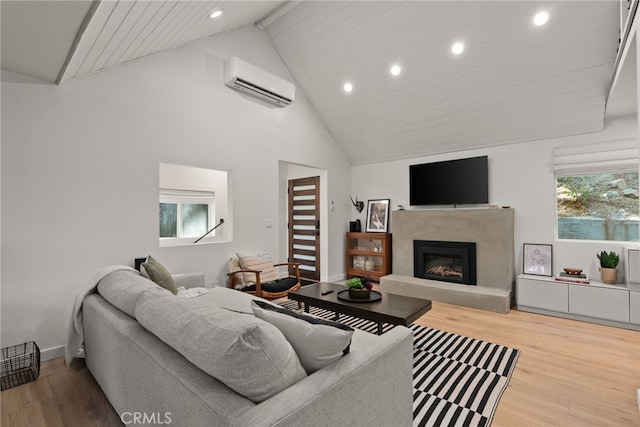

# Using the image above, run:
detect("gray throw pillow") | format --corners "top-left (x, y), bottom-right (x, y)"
top-left (135, 296), bottom-right (307, 403)
top-left (251, 300), bottom-right (354, 374)
top-left (142, 255), bottom-right (178, 295)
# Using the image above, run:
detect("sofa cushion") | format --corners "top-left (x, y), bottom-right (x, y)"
top-left (142, 255), bottom-right (178, 295)
top-left (135, 295), bottom-right (307, 403)
top-left (251, 300), bottom-right (354, 374)
top-left (191, 286), bottom-right (259, 314)
top-left (240, 277), bottom-right (299, 293)
top-left (97, 270), bottom-right (172, 318)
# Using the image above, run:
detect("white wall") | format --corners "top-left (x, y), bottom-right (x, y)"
top-left (352, 114), bottom-right (639, 282)
top-left (1, 25), bottom-right (352, 358)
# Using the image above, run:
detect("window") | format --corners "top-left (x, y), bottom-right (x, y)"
top-left (554, 140), bottom-right (639, 242)
top-left (159, 189), bottom-right (215, 239)
top-left (159, 163), bottom-right (230, 246)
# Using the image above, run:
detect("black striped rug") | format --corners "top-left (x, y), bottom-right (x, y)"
top-left (279, 301), bottom-right (520, 427)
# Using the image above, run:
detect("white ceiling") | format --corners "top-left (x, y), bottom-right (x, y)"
top-left (58, 0), bottom-right (285, 82)
top-left (0, 0), bottom-right (95, 82)
top-left (264, 1), bottom-right (624, 164)
top-left (1, 0), bottom-right (286, 83)
top-left (1, 1), bottom-right (634, 165)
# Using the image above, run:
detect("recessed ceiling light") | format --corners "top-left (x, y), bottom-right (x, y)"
top-left (390, 65), bottom-right (402, 76)
top-left (451, 42), bottom-right (464, 55)
top-left (210, 9), bottom-right (223, 19)
top-left (343, 83), bottom-right (353, 93)
top-left (533, 11), bottom-right (549, 26)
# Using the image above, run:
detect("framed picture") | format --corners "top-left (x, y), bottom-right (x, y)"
top-left (366, 199), bottom-right (390, 232)
top-left (523, 243), bottom-right (553, 276)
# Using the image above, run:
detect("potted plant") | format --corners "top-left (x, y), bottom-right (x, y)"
top-left (596, 251), bottom-right (619, 284)
top-left (345, 273), bottom-right (374, 299)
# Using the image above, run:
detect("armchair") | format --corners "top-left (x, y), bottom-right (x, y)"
top-left (228, 253), bottom-right (302, 300)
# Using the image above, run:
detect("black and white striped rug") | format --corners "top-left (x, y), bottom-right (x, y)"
top-left (279, 301), bottom-right (520, 427)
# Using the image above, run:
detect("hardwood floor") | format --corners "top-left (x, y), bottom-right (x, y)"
top-left (1, 356), bottom-right (121, 427)
top-left (2, 302), bottom-right (638, 426)
top-left (415, 303), bottom-right (640, 426)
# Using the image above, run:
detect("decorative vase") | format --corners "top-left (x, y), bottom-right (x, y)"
top-left (348, 288), bottom-right (371, 299)
top-left (599, 267), bottom-right (617, 284)
top-left (365, 258), bottom-right (375, 271)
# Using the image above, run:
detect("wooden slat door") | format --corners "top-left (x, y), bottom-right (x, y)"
top-left (288, 176), bottom-right (320, 282)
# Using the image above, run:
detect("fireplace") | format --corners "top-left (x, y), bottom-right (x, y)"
top-left (413, 240), bottom-right (477, 285)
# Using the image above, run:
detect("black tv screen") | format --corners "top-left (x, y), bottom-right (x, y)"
top-left (410, 156), bottom-right (489, 206)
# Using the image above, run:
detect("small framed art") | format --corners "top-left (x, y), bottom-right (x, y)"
top-left (523, 243), bottom-right (553, 276)
top-left (366, 199), bottom-right (390, 232)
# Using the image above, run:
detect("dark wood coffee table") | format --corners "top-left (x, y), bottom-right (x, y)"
top-left (287, 282), bottom-right (431, 334)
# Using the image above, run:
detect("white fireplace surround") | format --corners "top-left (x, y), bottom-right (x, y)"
top-left (381, 208), bottom-right (515, 313)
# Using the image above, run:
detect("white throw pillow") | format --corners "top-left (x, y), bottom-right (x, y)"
top-left (236, 251), bottom-right (280, 284)
top-left (251, 300), bottom-right (354, 374)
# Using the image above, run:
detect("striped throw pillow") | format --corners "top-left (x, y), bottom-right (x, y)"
top-left (237, 252), bottom-right (280, 284)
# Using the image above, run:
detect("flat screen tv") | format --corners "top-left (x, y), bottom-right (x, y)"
top-left (409, 155), bottom-right (488, 206)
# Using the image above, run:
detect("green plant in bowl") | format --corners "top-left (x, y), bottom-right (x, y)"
top-left (597, 250), bottom-right (620, 284)
top-left (345, 276), bottom-right (372, 299)
top-left (596, 251), bottom-right (619, 268)
top-left (345, 277), bottom-right (363, 289)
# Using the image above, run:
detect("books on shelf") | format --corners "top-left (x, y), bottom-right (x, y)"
top-left (555, 273), bottom-right (590, 284)
top-left (558, 271), bottom-right (587, 278)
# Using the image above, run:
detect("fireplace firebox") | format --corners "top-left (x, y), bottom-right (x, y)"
top-left (413, 240), bottom-right (477, 285)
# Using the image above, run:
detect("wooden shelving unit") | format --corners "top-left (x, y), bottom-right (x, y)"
top-left (345, 232), bottom-right (392, 282)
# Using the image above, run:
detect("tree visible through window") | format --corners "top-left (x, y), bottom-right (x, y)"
top-left (557, 172), bottom-right (639, 241)
top-left (159, 202), bottom-right (209, 238)
top-left (159, 189), bottom-right (215, 241)
top-left (159, 203), bottom-right (178, 237)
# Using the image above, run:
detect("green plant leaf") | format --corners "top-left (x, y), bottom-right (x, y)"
top-left (596, 250), bottom-right (619, 268)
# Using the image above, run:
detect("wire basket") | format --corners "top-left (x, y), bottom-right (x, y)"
top-left (1, 341), bottom-right (40, 391)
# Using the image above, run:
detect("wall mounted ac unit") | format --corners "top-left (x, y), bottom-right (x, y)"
top-left (224, 57), bottom-right (295, 107)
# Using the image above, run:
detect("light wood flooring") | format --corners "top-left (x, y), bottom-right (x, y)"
top-left (2, 301), bottom-right (639, 427)
top-left (419, 303), bottom-right (640, 426)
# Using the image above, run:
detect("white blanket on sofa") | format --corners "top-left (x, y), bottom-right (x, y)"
top-left (64, 265), bottom-right (138, 366)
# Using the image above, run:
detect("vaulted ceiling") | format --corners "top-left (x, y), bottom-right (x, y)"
top-left (1, 1), bottom-right (633, 165)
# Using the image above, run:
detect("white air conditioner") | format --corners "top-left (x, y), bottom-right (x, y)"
top-left (224, 57), bottom-right (295, 107)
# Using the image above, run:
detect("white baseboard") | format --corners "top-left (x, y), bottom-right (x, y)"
top-left (41, 345), bottom-right (65, 362)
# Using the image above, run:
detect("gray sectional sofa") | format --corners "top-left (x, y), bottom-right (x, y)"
top-left (82, 269), bottom-right (414, 426)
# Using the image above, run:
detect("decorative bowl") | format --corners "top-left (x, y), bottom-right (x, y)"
top-left (348, 288), bottom-right (371, 299)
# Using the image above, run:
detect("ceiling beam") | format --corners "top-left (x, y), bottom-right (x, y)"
top-left (55, 0), bottom-right (101, 85)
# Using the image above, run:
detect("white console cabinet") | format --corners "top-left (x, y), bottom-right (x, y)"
top-left (516, 274), bottom-right (640, 330)
top-left (630, 290), bottom-right (640, 325)
top-left (518, 277), bottom-right (568, 312)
